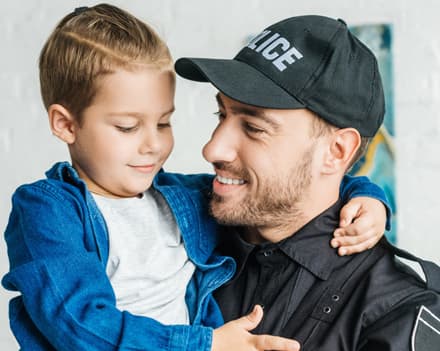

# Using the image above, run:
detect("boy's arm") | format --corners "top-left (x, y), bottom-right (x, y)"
top-left (2, 184), bottom-right (297, 351)
top-left (334, 175), bottom-right (391, 256)
top-left (2, 184), bottom-right (210, 351)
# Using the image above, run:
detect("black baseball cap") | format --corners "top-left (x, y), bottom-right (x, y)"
top-left (175, 15), bottom-right (385, 137)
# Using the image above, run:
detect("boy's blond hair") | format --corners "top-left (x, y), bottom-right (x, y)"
top-left (39, 3), bottom-right (172, 122)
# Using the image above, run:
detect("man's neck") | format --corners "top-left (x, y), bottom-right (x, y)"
top-left (243, 187), bottom-right (339, 244)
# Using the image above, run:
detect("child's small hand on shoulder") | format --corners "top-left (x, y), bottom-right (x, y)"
top-left (331, 196), bottom-right (386, 256)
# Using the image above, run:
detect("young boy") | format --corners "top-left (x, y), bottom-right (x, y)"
top-left (2, 4), bottom-right (389, 351)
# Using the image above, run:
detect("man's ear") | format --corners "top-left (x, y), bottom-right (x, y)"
top-left (48, 104), bottom-right (78, 144)
top-left (322, 128), bottom-right (361, 174)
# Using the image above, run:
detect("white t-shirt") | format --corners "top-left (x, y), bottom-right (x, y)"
top-left (92, 189), bottom-right (195, 325)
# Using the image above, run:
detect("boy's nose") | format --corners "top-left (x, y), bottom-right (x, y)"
top-left (139, 130), bottom-right (161, 154)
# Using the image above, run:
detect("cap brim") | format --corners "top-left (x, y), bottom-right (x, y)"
top-left (175, 58), bottom-right (305, 109)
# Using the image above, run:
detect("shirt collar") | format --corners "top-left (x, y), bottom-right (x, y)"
top-left (221, 199), bottom-right (350, 281)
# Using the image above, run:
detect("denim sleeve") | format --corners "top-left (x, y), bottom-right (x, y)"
top-left (1, 184), bottom-right (213, 351)
top-left (340, 175), bottom-right (391, 230)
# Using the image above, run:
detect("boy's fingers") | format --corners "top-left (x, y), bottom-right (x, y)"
top-left (339, 201), bottom-right (361, 227)
top-left (333, 231), bottom-right (371, 246)
top-left (334, 217), bottom-right (372, 238)
top-left (237, 305), bottom-right (263, 331)
top-left (254, 334), bottom-right (301, 351)
top-left (337, 236), bottom-right (378, 256)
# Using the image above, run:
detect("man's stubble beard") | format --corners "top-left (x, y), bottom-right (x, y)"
top-left (209, 146), bottom-right (314, 229)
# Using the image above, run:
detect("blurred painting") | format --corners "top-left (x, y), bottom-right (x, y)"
top-left (349, 24), bottom-right (396, 243)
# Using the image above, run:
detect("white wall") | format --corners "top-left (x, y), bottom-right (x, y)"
top-left (1, 0), bottom-right (440, 348)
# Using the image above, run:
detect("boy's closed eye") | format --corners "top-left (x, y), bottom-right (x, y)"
top-left (116, 125), bottom-right (139, 133)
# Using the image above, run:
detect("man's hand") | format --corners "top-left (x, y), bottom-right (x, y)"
top-left (212, 305), bottom-right (300, 351)
top-left (331, 196), bottom-right (386, 256)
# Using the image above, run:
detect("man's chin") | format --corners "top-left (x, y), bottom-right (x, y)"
top-left (210, 198), bottom-right (244, 225)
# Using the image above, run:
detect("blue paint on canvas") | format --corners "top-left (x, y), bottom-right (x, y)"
top-left (349, 24), bottom-right (396, 243)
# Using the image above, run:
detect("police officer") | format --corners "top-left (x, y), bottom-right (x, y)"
top-left (176, 15), bottom-right (440, 350)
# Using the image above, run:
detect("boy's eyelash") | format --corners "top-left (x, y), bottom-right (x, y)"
top-left (116, 125), bottom-right (137, 133)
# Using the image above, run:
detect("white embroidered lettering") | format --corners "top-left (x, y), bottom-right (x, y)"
top-left (273, 47), bottom-right (304, 71)
top-left (247, 30), bottom-right (271, 50)
top-left (262, 37), bottom-right (290, 60)
top-left (255, 33), bottom-right (280, 53)
top-left (247, 31), bottom-right (304, 72)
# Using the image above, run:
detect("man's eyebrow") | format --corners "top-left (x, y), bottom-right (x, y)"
top-left (216, 93), bottom-right (280, 130)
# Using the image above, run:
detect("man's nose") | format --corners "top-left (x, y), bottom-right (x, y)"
top-left (202, 119), bottom-right (238, 164)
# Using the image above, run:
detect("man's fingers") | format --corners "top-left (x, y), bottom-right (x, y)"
top-left (253, 334), bottom-right (301, 351)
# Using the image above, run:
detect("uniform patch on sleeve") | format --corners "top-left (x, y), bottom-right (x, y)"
top-left (412, 305), bottom-right (440, 351)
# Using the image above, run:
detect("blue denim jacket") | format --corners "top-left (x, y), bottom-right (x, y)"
top-left (2, 162), bottom-right (389, 351)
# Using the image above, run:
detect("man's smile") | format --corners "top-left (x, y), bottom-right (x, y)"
top-left (212, 173), bottom-right (248, 197)
top-left (216, 175), bottom-right (246, 185)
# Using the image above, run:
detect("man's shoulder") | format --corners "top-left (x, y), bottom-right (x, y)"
top-left (361, 242), bottom-right (440, 325)
top-left (369, 242), bottom-right (440, 294)
top-left (352, 244), bottom-right (440, 350)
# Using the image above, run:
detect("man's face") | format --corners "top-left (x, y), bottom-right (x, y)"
top-left (202, 93), bottom-right (320, 231)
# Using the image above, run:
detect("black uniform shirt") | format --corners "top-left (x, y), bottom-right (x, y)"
top-left (215, 200), bottom-right (350, 335)
top-left (214, 200), bottom-right (440, 350)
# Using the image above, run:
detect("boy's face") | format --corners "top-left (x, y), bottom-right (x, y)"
top-left (69, 67), bottom-right (175, 198)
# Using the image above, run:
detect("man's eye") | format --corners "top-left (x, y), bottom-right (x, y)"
top-left (244, 123), bottom-right (264, 134)
top-left (213, 111), bottom-right (225, 120)
top-left (158, 122), bottom-right (171, 129)
top-left (116, 125), bottom-right (137, 133)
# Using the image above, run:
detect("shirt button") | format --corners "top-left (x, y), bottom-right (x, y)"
top-left (263, 250), bottom-right (273, 257)
top-left (332, 294), bottom-right (340, 302)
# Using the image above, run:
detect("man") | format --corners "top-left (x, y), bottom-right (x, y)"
top-left (175, 15), bottom-right (440, 350)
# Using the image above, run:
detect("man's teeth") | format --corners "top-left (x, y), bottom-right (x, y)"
top-left (216, 175), bottom-right (245, 185)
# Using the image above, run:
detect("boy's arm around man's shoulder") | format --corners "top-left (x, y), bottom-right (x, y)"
top-left (340, 174), bottom-right (391, 230)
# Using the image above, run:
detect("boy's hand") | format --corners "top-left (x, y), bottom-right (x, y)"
top-left (331, 196), bottom-right (386, 256)
top-left (212, 305), bottom-right (300, 351)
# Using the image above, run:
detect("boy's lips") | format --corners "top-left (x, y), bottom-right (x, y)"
top-left (129, 164), bottom-right (156, 174)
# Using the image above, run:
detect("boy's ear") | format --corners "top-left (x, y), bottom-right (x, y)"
top-left (322, 128), bottom-right (361, 174)
top-left (48, 104), bottom-right (78, 144)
